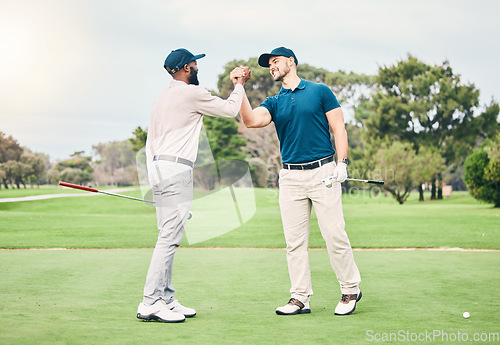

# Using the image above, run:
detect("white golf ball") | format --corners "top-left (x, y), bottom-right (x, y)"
top-left (463, 312), bottom-right (470, 319)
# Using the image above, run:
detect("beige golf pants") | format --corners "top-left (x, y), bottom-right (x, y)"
top-left (279, 161), bottom-right (361, 300)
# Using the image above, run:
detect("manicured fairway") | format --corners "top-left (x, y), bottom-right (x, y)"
top-left (0, 188), bottom-right (498, 249)
top-left (0, 248), bottom-right (498, 345)
top-left (1, 187), bottom-right (499, 344)
top-left (0, 184), bottom-right (123, 199)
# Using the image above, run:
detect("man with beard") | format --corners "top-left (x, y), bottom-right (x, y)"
top-left (239, 47), bottom-right (362, 316)
top-left (137, 48), bottom-right (250, 323)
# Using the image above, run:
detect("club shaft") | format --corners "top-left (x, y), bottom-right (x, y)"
top-left (59, 181), bottom-right (154, 204)
top-left (99, 190), bottom-right (155, 204)
top-left (346, 178), bottom-right (384, 185)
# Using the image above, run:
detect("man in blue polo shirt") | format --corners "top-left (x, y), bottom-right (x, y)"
top-left (239, 47), bottom-right (362, 316)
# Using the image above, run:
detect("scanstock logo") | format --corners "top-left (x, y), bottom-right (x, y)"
top-left (135, 126), bottom-right (256, 245)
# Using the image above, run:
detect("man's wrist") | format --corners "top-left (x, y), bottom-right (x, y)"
top-left (337, 158), bottom-right (350, 165)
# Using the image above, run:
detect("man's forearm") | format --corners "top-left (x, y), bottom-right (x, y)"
top-left (326, 107), bottom-right (348, 161)
top-left (240, 92), bottom-right (257, 127)
top-left (334, 128), bottom-right (348, 161)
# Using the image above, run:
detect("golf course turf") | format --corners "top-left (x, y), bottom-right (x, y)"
top-left (1, 187), bottom-right (498, 344)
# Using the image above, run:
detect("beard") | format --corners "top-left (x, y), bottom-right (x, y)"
top-left (272, 65), bottom-right (290, 82)
top-left (187, 67), bottom-right (199, 85)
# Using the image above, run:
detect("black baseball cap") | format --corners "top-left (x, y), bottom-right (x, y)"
top-left (164, 48), bottom-right (206, 74)
top-left (258, 47), bottom-right (298, 67)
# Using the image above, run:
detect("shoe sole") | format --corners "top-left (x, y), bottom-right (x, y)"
top-left (137, 313), bottom-right (185, 323)
top-left (276, 308), bottom-right (311, 315)
top-left (334, 291), bottom-right (362, 316)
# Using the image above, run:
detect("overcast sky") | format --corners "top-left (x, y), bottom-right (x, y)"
top-left (1, 0), bottom-right (499, 160)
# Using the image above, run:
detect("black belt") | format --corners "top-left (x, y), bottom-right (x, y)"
top-left (153, 154), bottom-right (194, 168)
top-left (283, 155), bottom-right (333, 170)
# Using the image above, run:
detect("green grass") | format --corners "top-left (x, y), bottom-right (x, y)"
top-left (0, 248), bottom-right (498, 345)
top-left (0, 184), bottom-right (136, 198)
top-left (2, 188), bottom-right (498, 249)
top-left (0, 187), bottom-right (499, 344)
top-left (0, 188), bottom-right (158, 248)
top-left (0, 184), bottom-right (82, 198)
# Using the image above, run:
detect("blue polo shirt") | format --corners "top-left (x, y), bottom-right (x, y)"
top-left (260, 79), bottom-right (340, 164)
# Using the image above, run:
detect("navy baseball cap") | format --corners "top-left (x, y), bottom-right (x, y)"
top-left (164, 48), bottom-right (206, 74)
top-left (258, 47), bottom-right (298, 67)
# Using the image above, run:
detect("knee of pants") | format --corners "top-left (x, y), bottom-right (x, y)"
top-left (286, 241), bottom-right (309, 254)
top-left (324, 235), bottom-right (352, 253)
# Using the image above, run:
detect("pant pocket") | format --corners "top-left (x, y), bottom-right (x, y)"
top-left (183, 169), bottom-right (193, 187)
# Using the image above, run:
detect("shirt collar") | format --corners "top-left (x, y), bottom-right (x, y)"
top-left (279, 79), bottom-right (306, 95)
top-left (170, 79), bottom-right (189, 87)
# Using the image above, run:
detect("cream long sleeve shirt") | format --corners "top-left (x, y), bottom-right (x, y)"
top-left (146, 80), bottom-right (245, 163)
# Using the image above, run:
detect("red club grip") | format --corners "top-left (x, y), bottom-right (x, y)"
top-left (59, 181), bottom-right (98, 193)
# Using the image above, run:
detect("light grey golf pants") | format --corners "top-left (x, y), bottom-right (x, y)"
top-left (142, 160), bottom-right (193, 305)
top-left (279, 161), bottom-right (361, 300)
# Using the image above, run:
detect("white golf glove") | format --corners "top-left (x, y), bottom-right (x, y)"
top-left (332, 162), bottom-right (348, 183)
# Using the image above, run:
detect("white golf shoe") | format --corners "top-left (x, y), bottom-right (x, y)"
top-left (137, 299), bottom-right (186, 323)
top-left (334, 291), bottom-right (362, 316)
top-left (276, 298), bottom-right (311, 315)
top-left (166, 300), bottom-right (197, 318)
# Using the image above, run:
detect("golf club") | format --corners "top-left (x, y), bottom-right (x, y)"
top-left (320, 177), bottom-right (385, 188)
top-left (59, 181), bottom-right (194, 219)
top-left (59, 181), bottom-right (155, 204)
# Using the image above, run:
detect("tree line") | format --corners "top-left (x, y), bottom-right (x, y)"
top-left (0, 132), bottom-right (138, 189)
top-left (134, 54), bottom-right (498, 206)
top-left (3, 54), bottom-right (498, 206)
top-left (0, 132), bottom-right (49, 189)
top-left (222, 55), bottom-right (497, 205)
top-left (130, 55), bottom-right (494, 205)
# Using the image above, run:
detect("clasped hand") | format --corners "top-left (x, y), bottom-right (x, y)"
top-left (230, 66), bottom-right (251, 85)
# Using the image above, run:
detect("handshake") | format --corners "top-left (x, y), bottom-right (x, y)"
top-left (230, 66), bottom-right (251, 85)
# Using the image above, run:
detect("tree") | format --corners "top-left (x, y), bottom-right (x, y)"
top-left (0, 132), bottom-right (23, 163)
top-left (59, 168), bottom-right (86, 185)
top-left (130, 126), bottom-right (147, 153)
top-left (373, 141), bottom-right (416, 204)
top-left (412, 146), bottom-right (446, 201)
top-left (92, 140), bottom-right (137, 186)
top-left (0, 132), bottom-right (23, 189)
top-left (0, 160), bottom-right (31, 189)
top-left (0, 134), bottom-right (50, 188)
top-left (362, 55), bottom-right (499, 199)
top-left (48, 152), bottom-right (93, 185)
top-left (21, 148), bottom-right (48, 188)
top-left (464, 134), bottom-right (500, 207)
